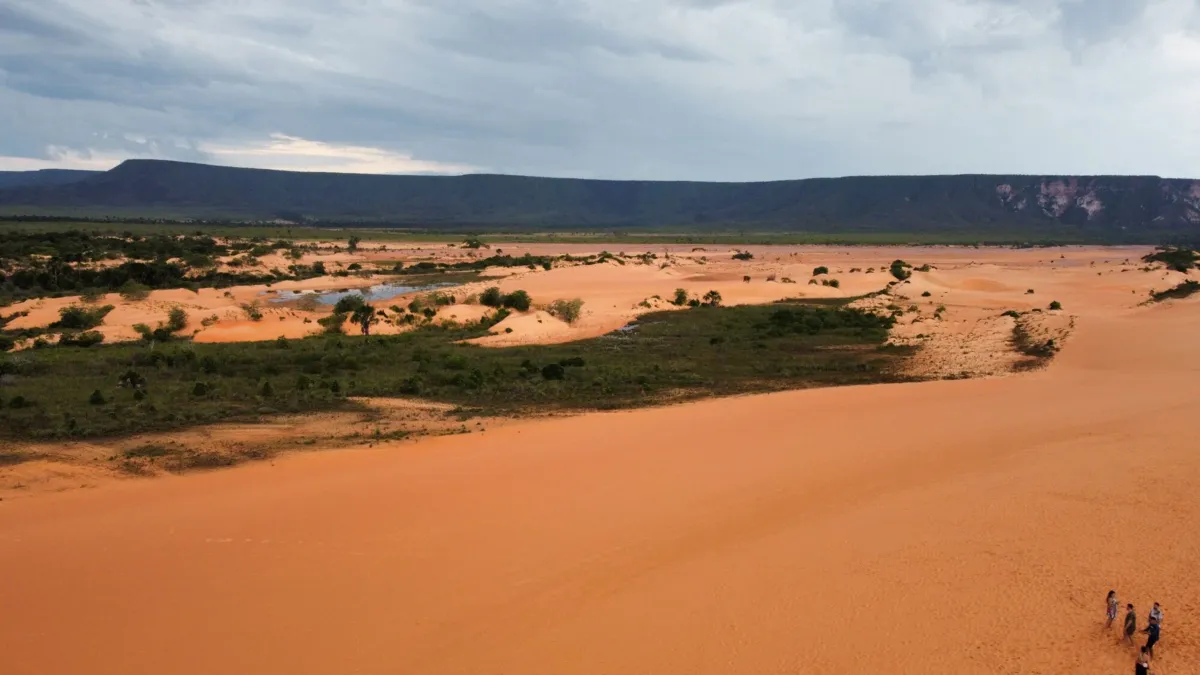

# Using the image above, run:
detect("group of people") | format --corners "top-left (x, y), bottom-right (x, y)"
top-left (1105, 591), bottom-right (1163, 674)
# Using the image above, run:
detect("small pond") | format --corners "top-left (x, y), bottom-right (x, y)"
top-left (268, 282), bottom-right (460, 306)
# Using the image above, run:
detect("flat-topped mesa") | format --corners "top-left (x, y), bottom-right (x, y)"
top-left (1, 161), bottom-right (1198, 235)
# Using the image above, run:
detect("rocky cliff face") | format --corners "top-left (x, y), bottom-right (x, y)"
top-left (995, 177), bottom-right (1200, 227)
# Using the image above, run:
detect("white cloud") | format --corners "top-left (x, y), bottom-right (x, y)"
top-left (200, 134), bottom-right (479, 175)
top-left (0, 147), bottom-right (134, 171)
top-left (1, 0), bottom-right (1199, 180)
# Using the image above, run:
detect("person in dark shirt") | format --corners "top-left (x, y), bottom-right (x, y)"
top-left (1122, 604), bottom-right (1137, 645)
top-left (1143, 620), bottom-right (1160, 659)
top-left (1135, 646), bottom-right (1152, 674)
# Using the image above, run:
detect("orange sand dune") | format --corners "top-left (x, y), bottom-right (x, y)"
top-left (2, 273), bottom-right (1199, 674)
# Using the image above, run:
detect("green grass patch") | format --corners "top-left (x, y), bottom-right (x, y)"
top-left (0, 300), bottom-right (912, 439)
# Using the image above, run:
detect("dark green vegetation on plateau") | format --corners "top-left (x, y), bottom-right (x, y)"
top-left (2, 161), bottom-right (1200, 242)
top-left (0, 300), bottom-right (910, 439)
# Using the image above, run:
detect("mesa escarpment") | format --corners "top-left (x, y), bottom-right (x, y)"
top-left (1, 162), bottom-right (1199, 237)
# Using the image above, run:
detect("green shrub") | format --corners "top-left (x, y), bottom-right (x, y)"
top-left (672, 288), bottom-right (689, 306)
top-left (890, 260), bottom-right (912, 281)
top-left (118, 281), bottom-right (151, 301)
top-left (79, 288), bottom-right (106, 304)
top-left (59, 330), bottom-right (105, 348)
top-left (921, 291), bottom-right (932, 297)
top-left (702, 290), bottom-right (722, 307)
top-left (548, 298), bottom-right (585, 324)
top-left (541, 363), bottom-right (566, 380)
top-left (241, 303), bottom-right (263, 321)
top-left (52, 304), bottom-right (114, 330)
top-left (812, 266), bottom-right (829, 276)
top-left (88, 389), bottom-right (106, 405)
top-left (1048, 301), bottom-right (1062, 311)
top-left (317, 313), bottom-right (348, 334)
top-left (166, 307), bottom-right (188, 332)
top-left (732, 251), bottom-right (754, 261)
top-left (480, 287), bottom-right (503, 307)
top-left (503, 290), bottom-right (532, 312)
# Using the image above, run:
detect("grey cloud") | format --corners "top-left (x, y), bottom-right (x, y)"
top-left (1056, 0), bottom-right (1148, 47)
top-left (1, 0), bottom-right (1199, 179)
top-left (0, 4), bottom-right (91, 42)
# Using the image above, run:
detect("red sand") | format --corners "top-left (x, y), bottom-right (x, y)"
top-left (2, 248), bottom-right (1198, 674)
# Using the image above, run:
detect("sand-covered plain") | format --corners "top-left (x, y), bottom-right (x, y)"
top-left (1, 245), bottom-right (1198, 674)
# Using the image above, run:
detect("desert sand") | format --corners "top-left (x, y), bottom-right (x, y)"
top-left (1, 245), bottom-right (1197, 674)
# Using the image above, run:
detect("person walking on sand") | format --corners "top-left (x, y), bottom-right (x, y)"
top-left (1143, 618), bottom-right (1161, 659)
top-left (1122, 604), bottom-right (1137, 645)
top-left (1107, 590), bottom-right (1120, 629)
top-left (1136, 646), bottom-right (1153, 675)
top-left (1148, 602), bottom-right (1163, 627)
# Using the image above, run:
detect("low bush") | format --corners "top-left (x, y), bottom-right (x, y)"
top-left (502, 290), bottom-right (532, 312)
top-left (890, 260), bottom-right (912, 281)
top-left (166, 307), bottom-right (188, 332)
top-left (52, 304), bottom-right (114, 330)
top-left (59, 330), bottom-right (105, 348)
top-left (118, 281), bottom-right (151, 301)
top-left (548, 298), bottom-right (584, 324)
top-left (480, 287), bottom-right (504, 308)
top-left (812, 266), bottom-right (829, 276)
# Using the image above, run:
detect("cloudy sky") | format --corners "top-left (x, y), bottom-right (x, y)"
top-left (1, 0), bottom-right (1199, 180)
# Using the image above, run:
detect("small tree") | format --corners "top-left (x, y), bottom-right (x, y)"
top-left (672, 288), bottom-right (689, 306)
top-left (334, 294), bottom-right (368, 314)
top-left (89, 389), bottom-right (106, 405)
top-left (350, 303), bottom-right (377, 335)
top-left (1049, 300), bottom-right (1062, 311)
top-left (348, 236), bottom-right (361, 251)
top-left (702, 290), bottom-right (722, 307)
top-left (166, 307), bottom-right (188, 333)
